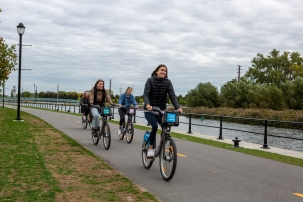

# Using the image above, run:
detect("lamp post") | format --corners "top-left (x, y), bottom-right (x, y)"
top-left (16, 22), bottom-right (25, 121)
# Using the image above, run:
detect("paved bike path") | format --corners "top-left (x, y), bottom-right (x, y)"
top-left (18, 107), bottom-right (303, 202)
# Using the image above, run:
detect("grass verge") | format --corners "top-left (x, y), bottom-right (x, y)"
top-left (0, 108), bottom-right (159, 202)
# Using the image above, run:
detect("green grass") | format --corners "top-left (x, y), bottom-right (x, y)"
top-left (0, 107), bottom-right (159, 202)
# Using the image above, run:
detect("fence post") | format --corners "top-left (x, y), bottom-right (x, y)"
top-left (217, 116), bottom-right (224, 140)
top-left (261, 120), bottom-right (270, 149)
top-left (187, 113), bottom-right (193, 134)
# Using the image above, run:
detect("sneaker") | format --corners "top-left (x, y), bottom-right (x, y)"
top-left (118, 128), bottom-right (121, 135)
top-left (147, 149), bottom-right (155, 158)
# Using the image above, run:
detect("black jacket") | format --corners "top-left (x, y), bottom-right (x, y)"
top-left (143, 75), bottom-right (180, 110)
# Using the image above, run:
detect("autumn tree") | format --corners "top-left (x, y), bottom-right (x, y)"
top-left (244, 49), bottom-right (303, 87)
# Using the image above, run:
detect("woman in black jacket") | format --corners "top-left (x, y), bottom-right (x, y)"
top-left (80, 91), bottom-right (90, 119)
top-left (143, 64), bottom-right (183, 158)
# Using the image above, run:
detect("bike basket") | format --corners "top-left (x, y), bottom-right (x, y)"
top-left (162, 111), bottom-right (179, 126)
top-left (127, 107), bottom-right (136, 115)
top-left (101, 107), bottom-right (111, 116)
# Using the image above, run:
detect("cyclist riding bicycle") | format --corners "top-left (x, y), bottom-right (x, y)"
top-left (118, 87), bottom-right (138, 135)
top-left (90, 79), bottom-right (114, 134)
top-left (143, 64), bottom-right (183, 158)
top-left (80, 90), bottom-right (90, 120)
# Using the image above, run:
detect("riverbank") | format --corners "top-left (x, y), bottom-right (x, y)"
top-left (183, 106), bottom-right (303, 127)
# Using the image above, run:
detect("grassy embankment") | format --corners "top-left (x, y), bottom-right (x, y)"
top-left (0, 107), bottom-right (159, 202)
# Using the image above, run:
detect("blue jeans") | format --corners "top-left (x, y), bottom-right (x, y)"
top-left (144, 112), bottom-right (160, 147)
top-left (91, 108), bottom-right (100, 129)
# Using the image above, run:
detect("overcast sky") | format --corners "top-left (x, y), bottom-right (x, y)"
top-left (1, 0), bottom-right (303, 96)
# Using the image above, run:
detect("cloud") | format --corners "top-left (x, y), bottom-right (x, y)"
top-left (1, 0), bottom-right (303, 96)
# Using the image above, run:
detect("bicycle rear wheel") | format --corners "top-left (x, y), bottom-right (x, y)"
top-left (126, 121), bottom-right (134, 143)
top-left (103, 122), bottom-right (111, 150)
top-left (82, 115), bottom-right (88, 129)
top-left (159, 136), bottom-right (177, 181)
top-left (88, 114), bottom-right (93, 130)
top-left (141, 140), bottom-right (153, 169)
top-left (92, 130), bottom-right (99, 145)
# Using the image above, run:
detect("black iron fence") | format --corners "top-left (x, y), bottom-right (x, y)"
top-left (5, 100), bottom-right (303, 150)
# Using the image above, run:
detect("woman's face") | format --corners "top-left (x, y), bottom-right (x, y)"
top-left (84, 92), bottom-right (89, 96)
top-left (96, 81), bottom-right (104, 89)
top-left (156, 66), bottom-right (167, 78)
top-left (126, 88), bottom-right (132, 95)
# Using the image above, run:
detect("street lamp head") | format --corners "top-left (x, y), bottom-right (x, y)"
top-left (17, 23), bottom-right (25, 36)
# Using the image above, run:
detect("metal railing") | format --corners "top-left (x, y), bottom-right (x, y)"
top-left (5, 100), bottom-right (303, 150)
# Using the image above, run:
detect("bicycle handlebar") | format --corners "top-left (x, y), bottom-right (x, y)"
top-left (91, 104), bottom-right (115, 108)
top-left (151, 106), bottom-right (181, 114)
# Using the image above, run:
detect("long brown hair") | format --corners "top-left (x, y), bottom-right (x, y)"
top-left (94, 79), bottom-right (105, 89)
top-left (82, 90), bottom-right (89, 98)
top-left (151, 64), bottom-right (168, 78)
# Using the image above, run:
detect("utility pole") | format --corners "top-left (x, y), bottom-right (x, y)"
top-left (34, 83), bottom-right (35, 99)
top-left (109, 79), bottom-right (112, 96)
top-left (237, 65), bottom-right (242, 81)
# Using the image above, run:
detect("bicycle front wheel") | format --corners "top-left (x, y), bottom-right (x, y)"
top-left (159, 136), bottom-right (177, 181)
top-left (82, 116), bottom-right (88, 129)
top-left (103, 122), bottom-right (111, 150)
top-left (141, 140), bottom-right (153, 169)
top-left (126, 121), bottom-right (134, 143)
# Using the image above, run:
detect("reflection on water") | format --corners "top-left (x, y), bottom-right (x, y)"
top-left (132, 110), bottom-right (303, 153)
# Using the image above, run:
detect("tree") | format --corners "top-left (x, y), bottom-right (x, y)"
top-left (186, 82), bottom-right (219, 107)
top-left (22, 91), bottom-right (31, 97)
top-left (0, 37), bottom-right (18, 86)
top-left (281, 76), bottom-right (303, 110)
top-left (220, 78), bottom-right (285, 110)
top-left (244, 49), bottom-right (303, 87)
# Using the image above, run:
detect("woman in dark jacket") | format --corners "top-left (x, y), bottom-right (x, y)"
top-left (80, 91), bottom-right (90, 119)
top-left (143, 64), bottom-right (183, 158)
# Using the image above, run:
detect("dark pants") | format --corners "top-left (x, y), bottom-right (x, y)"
top-left (118, 108), bottom-right (127, 126)
top-left (81, 107), bottom-right (90, 116)
top-left (144, 112), bottom-right (161, 147)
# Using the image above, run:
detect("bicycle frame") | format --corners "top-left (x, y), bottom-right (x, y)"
top-left (144, 113), bottom-right (173, 160)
